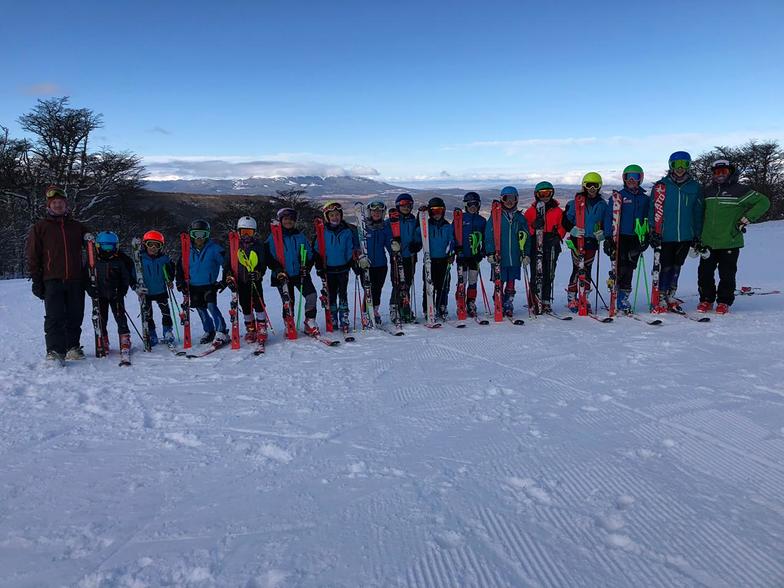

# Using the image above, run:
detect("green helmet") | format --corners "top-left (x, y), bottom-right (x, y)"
top-left (534, 181), bottom-right (554, 193)
top-left (581, 172), bottom-right (602, 189)
top-left (622, 164), bottom-right (644, 183)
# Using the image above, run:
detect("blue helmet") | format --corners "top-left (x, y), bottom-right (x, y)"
top-left (96, 231), bottom-right (119, 252)
top-left (668, 151), bottom-right (691, 167)
top-left (395, 193), bottom-right (414, 206)
top-left (500, 186), bottom-right (519, 199)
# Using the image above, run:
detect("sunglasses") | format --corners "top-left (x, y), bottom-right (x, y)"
top-left (190, 229), bottom-right (210, 239)
top-left (429, 206), bottom-right (445, 214)
top-left (584, 183), bottom-right (600, 189)
top-left (671, 159), bottom-right (690, 170)
top-left (144, 240), bottom-right (162, 249)
top-left (536, 189), bottom-right (554, 198)
top-left (238, 228), bottom-right (256, 237)
top-left (624, 173), bottom-right (642, 182)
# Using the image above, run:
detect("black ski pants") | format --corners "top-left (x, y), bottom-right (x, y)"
top-left (326, 270), bottom-right (349, 309)
top-left (698, 248), bottom-right (740, 306)
top-left (282, 274), bottom-right (317, 320)
top-left (616, 235), bottom-right (643, 291)
top-left (529, 240), bottom-right (561, 302)
top-left (238, 280), bottom-right (265, 315)
top-left (143, 292), bottom-right (173, 330)
top-left (43, 279), bottom-right (85, 354)
top-left (423, 258), bottom-right (450, 314)
top-left (369, 265), bottom-right (387, 308)
top-left (390, 256), bottom-right (415, 309)
top-left (659, 241), bottom-right (691, 295)
top-left (99, 296), bottom-right (129, 337)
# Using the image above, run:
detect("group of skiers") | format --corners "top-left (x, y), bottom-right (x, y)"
top-left (26, 151), bottom-right (771, 361)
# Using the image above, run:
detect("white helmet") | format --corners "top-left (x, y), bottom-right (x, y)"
top-left (237, 216), bottom-right (257, 231)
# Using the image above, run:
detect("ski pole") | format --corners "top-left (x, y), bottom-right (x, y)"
top-left (296, 245), bottom-right (306, 329)
top-left (522, 265), bottom-right (534, 318)
top-left (477, 266), bottom-right (492, 315)
top-left (124, 309), bottom-right (145, 345)
top-left (251, 281), bottom-right (275, 336)
top-left (595, 246), bottom-right (601, 313)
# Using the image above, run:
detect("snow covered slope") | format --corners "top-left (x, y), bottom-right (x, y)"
top-left (1, 222), bottom-right (783, 587)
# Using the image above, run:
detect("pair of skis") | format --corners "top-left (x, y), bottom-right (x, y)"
top-left (387, 209), bottom-right (410, 335)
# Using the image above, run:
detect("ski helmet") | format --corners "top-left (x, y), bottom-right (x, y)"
top-left (367, 200), bottom-right (386, 212)
top-left (668, 151), bottom-right (691, 170)
top-left (322, 201), bottom-right (343, 220)
top-left (395, 193), bottom-right (414, 207)
top-left (427, 196), bottom-right (446, 210)
top-left (142, 230), bottom-right (165, 246)
top-left (622, 164), bottom-right (644, 184)
top-left (237, 216), bottom-right (257, 231)
top-left (581, 172), bottom-right (602, 190)
top-left (500, 186), bottom-right (519, 200)
top-left (276, 207), bottom-right (297, 221)
top-left (189, 219), bottom-right (211, 240)
top-left (534, 181), bottom-right (554, 196)
top-left (96, 231), bottom-right (119, 252)
top-left (463, 191), bottom-right (481, 205)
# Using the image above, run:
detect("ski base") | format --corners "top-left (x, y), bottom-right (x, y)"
top-left (544, 311), bottom-right (573, 321)
top-left (186, 339), bottom-right (228, 358)
top-left (506, 317), bottom-right (525, 325)
top-left (625, 314), bottom-right (663, 326)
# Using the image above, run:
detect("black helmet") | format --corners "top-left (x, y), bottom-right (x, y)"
top-left (463, 191), bottom-right (481, 204)
top-left (395, 193), bottom-right (414, 207)
top-left (427, 196), bottom-right (446, 209)
top-left (189, 219), bottom-right (210, 232)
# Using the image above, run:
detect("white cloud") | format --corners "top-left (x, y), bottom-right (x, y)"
top-left (21, 82), bottom-right (64, 96)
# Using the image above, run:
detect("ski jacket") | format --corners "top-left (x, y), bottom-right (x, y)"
top-left (604, 187), bottom-right (650, 238)
top-left (26, 213), bottom-right (89, 283)
top-left (364, 219), bottom-right (390, 268)
top-left (484, 208), bottom-right (532, 267)
top-left (524, 198), bottom-right (567, 242)
top-left (384, 211), bottom-right (419, 258)
top-left (455, 210), bottom-right (487, 261)
top-left (564, 192), bottom-right (608, 252)
top-left (649, 173), bottom-right (703, 243)
top-left (266, 227), bottom-right (314, 277)
top-left (140, 250), bottom-right (175, 296)
top-left (177, 238), bottom-right (225, 287)
top-left (413, 216), bottom-right (455, 260)
top-left (93, 250), bottom-right (133, 300)
top-left (225, 237), bottom-right (266, 285)
top-left (700, 174), bottom-right (770, 249)
top-left (314, 221), bottom-right (357, 272)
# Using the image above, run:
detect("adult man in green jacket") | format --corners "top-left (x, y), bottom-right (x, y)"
top-left (697, 160), bottom-right (770, 314)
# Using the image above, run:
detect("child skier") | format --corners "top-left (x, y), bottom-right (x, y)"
top-left (484, 186), bottom-right (532, 318)
top-left (523, 182), bottom-right (565, 314)
top-left (137, 230), bottom-right (176, 345)
top-left (563, 173), bottom-right (608, 313)
top-left (602, 166), bottom-right (650, 314)
top-left (90, 231), bottom-right (134, 355)
top-left (696, 160), bottom-right (770, 314)
top-left (267, 207), bottom-right (319, 335)
top-left (456, 192), bottom-right (487, 317)
top-left (412, 197), bottom-right (455, 321)
top-left (385, 193), bottom-right (419, 323)
top-left (364, 200), bottom-right (390, 325)
top-left (649, 151), bottom-right (703, 313)
top-left (176, 219), bottom-right (229, 345)
top-left (224, 216), bottom-right (268, 342)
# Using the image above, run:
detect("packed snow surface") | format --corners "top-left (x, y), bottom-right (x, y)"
top-left (1, 222), bottom-right (783, 587)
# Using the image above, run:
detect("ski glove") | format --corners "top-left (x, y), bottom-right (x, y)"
top-left (32, 280), bottom-right (45, 300)
top-left (356, 255), bottom-right (370, 269)
top-left (649, 232), bottom-right (662, 248)
top-left (603, 239), bottom-right (615, 258)
top-left (224, 275), bottom-right (237, 292)
top-left (593, 230), bottom-right (605, 242)
top-left (534, 217), bottom-right (545, 230)
top-left (248, 271), bottom-right (260, 282)
top-left (390, 241), bottom-right (401, 253)
top-left (569, 226), bottom-right (584, 238)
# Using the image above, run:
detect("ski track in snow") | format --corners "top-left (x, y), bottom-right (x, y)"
top-left (1, 220), bottom-right (783, 586)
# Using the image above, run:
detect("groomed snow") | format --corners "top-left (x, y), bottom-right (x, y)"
top-left (1, 222), bottom-right (783, 587)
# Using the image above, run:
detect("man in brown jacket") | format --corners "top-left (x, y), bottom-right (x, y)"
top-left (26, 186), bottom-right (89, 361)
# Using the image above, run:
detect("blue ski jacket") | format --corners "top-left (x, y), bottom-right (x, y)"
top-left (180, 239), bottom-right (225, 287)
top-left (456, 210), bottom-right (487, 261)
top-left (364, 219), bottom-right (390, 268)
top-left (413, 216), bottom-right (455, 260)
top-left (140, 250), bottom-right (175, 296)
top-left (604, 187), bottom-right (650, 238)
top-left (384, 212), bottom-right (419, 258)
top-left (314, 221), bottom-right (356, 272)
top-left (649, 173), bottom-right (704, 243)
top-left (266, 227), bottom-right (314, 277)
top-left (564, 193), bottom-right (608, 252)
top-left (484, 208), bottom-right (532, 267)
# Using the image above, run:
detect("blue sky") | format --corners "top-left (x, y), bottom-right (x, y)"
top-left (3, 0), bottom-right (783, 186)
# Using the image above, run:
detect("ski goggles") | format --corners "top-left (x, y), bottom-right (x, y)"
top-left (535, 188), bottom-right (554, 198)
top-left (238, 228), bottom-right (256, 237)
top-left (396, 198), bottom-right (414, 208)
top-left (428, 206), bottom-right (445, 215)
top-left (670, 159), bottom-right (690, 170)
top-left (584, 182), bottom-right (600, 189)
top-left (189, 229), bottom-right (210, 239)
top-left (465, 200), bottom-right (480, 208)
top-left (368, 202), bottom-right (386, 212)
top-left (624, 172), bottom-right (642, 182)
top-left (712, 167), bottom-right (731, 177)
top-left (97, 242), bottom-right (118, 252)
top-left (45, 186), bottom-right (66, 200)
top-left (501, 194), bottom-right (518, 203)
top-left (144, 240), bottom-right (163, 250)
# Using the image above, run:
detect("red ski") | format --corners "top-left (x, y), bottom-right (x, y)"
top-left (575, 194), bottom-right (589, 316)
top-left (269, 220), bottom-right (298, 340)
top-left (313, 218), bottom-right (334, 333)
top-left (491, 200), bottom-right (503, 322)
top-left (452, 208), bottom-right (468, 323)
top-left (228, 230), bottom-right (241, 350)
top-left (650, 182), bottom-right (666, 312)
top-left (179, 232), bottom-right (192, 349)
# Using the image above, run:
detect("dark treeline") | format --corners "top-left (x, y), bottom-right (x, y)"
top-left (2, 97), bottom-right (782, 278)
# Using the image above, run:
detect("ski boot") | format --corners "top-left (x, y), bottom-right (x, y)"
top-left (244, 321), bottom-right (257, 343)
top-left (161, 326), bottom-right (174, 344)
top-left (119, 333), bottom-right (131, 366)
top-left (256, 321), bottom-right (268, 343)
top-left (213, 330), bottom-right (229, 347)
top-left (666, 295), bottom-right (684, 314)
top-left (466, 299), bottom-right (478, 318)
top-left (199, 331), bottom-right (216, 345)
top-left (715, 303), bottom-right (730, 315)
top-left (149, 328), bottom-right (159, 347)
top-left (46, 350), bottom-right (65, 362)
top-left (502, 298), bottom-right (514, 318)
top-left (101, 333), bottom-right (111, 351)
top-left (65, 346), bottom-right (86, 360)
top-left (617, 290), bottom-right (632, 315)
top-left (437, 304), bottom-right (449, 322)
top-left (541, 302), bottom-right (552, 314)
top-left (303, 318), bottom-right (320, 336)
top-left (567, 290), bottom-right (578, 313)
top-left (696, 301), bottom-right (712, 313)
top-left (373, 308), bottom-right (383, 326)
